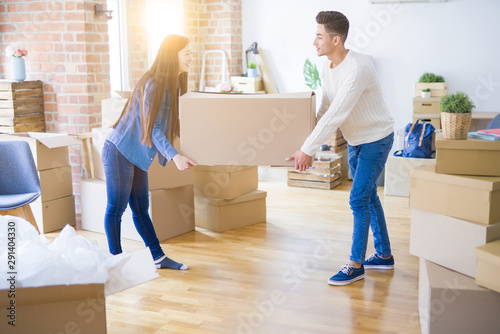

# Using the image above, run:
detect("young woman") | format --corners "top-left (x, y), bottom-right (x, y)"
top-left (102, 34), bottom-right (196, 270)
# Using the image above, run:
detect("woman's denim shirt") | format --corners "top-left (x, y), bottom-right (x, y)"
top-left (107, 79), bottom-right (178, 171)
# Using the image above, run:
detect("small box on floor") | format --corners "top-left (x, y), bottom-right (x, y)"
top-left (410, 209), bottom-right (500, 278)
top-left (30, 195), bottom-right (76, 233)
top-left (410, 164), bottom-right (500, 225)
top-left (418, 258), bottom-right (500, 334)
top-left (193, 165), bottom-right (258, 200)
top-left (195, 190), bottom-right (267, 232)
top-left (475, 239), bottom-right (500, 293)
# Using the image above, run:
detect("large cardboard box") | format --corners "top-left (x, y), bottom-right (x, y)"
top-left (418, 259), bottom-right (500, 334)
top-left (0, 132), bottom-right (79, 170)
top-left (436, 134), bottom-right (500, 176)
top-left (384, 156), bottom-right (436, 197)
top-left (474, 239), bottom-right (500, 293)
top-left (38, 166), bottom-right (73, 202)
top-left (410, 164), bottom-right (500, 225)
top-left (193, 165), bottom-right (258, 199)
top-left (179, 92), bottom-right (316, 166)
top-left (410, 209), bottom-right (500, 277)
top-left (30, 195), bottom-right (76, 233)
top-left (81, 179), bottom-right (194, 242)
top-left (195, 190), bottom-right (267, 232)
top-left (91, 127), bottom-right (193, 190)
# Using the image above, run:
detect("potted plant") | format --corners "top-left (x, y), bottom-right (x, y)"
top-left (440, 91), bottom-right (475, 140)
top-left (421, 88), bottom-right (431, 98)
top-left (247, 61), bottom-right (257, 78)
top-left (415, 72), bottom-right (447, 97)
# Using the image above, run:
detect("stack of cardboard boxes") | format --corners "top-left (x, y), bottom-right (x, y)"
top-left (0, 132), bottom-right (78, 232)
top-left (80, 98), bottom-right (195, 242)
top-left (193, 165), bottom-right (267, 232)
top-left (413, 81), bottom-right (447, 130)
top-left (409, 133), bottom-right (500, 333)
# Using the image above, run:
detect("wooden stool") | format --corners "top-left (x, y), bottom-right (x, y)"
top-left (0, 205), bottom-right (40, 234)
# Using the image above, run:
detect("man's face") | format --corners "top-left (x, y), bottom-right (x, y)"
top-left (313, 24), bottom-right (336, 57)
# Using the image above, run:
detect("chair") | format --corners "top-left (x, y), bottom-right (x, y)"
top-left (0, 141), bottom-right (41, 233)
top-left (486, 114), bottom-right (500, 129)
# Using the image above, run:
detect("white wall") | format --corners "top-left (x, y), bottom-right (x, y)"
top-left (241, 0), bottom-right (500, 133)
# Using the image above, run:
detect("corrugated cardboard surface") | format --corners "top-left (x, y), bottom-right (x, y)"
top-left (0, 284), bottom-right (106, 334)
top-left (410, 209), bottom-right (500, 277)
top-left (410, 164), bottom-right (500, 224)
top-left (195, 190), bottom-right (267, 232)
top-left (474, 239), bottom-right (500, 293)
top-left (436, 135), bottom-right (500, 176)
top-left (418, 259), bottom-right (500, 334)
top-left (180, 92), bottom-right (316, 166)
top-left (384, 156), bottom-right (436, 197)
top-left (30, 195), bottom-right (76, 233)
top-left (193, 165), bottom-right (258, 199)
top-left (81, 179), bottom-right (194, 242)
top-left (39, 165), bottom-right (73, 202)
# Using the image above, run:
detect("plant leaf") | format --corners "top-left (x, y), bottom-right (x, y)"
top-left (303, 58), bottom-right (321, 90)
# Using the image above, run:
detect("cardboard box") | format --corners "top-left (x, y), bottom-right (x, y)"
top-left (101, 97), bottom-right (127, 128)
top-left (91, 127), bottom-right (193, 190)
top-left (195, 190), bottom-right (267, 232)
top-left (179, 92), bottom-right (316, 166)
top-left (475, 239), bottom-right (500, 293)
top-left (418, 258), bottom-right (500, 334)
top-left (410, 164), bottom-right (500, 225)
top-left (436, 134), bottom-right (500, 176)
top-left (410, 209), bottom-right (500, 277)
top-left (230, 76), bottom-right (264, 93)
top-left (193, 165), bottom-right (258, 199)
top-left (39, 166), bottom-right (73, 202)
top-left (81, 179), bottom-right (194, 242)
top-left (0, 247), bottom-right (158, 334)
top-left (384, 156), bottom-right (436, 197)
top-left (413, 97), bottom-right (441, 114)
top-left (413, 114), bottom-right (441, 130)
top-left (415, 82), bottom-right (448, 97)
top-left (0, 132), bottom-right (79, 170)
top-left (30, 195), bottom-right (76, 233)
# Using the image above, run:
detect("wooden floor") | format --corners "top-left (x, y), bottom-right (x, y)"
top-left (49, 179), bottom-right (420, 334)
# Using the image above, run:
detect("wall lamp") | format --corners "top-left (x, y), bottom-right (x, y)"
top-left (95, 4), bottom-right (113, 20)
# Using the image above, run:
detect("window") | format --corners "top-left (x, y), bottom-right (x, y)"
top-left (107, 0), bottom-right (130, 92)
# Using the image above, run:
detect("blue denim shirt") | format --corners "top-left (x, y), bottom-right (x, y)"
top-left (107, 78), bottom-right (178, 171)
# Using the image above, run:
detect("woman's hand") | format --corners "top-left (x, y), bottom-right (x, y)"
top-left (172, 154), bottom-right (197, 170)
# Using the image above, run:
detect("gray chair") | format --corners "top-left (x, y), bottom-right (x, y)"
top-left (486, 114), bottom-right (500, 129)
top-left (0, 141), bottom-right (41, 233)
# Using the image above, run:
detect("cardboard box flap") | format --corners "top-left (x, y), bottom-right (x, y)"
top-left (199, 189), bottom-right (267, 206)
top-left (410, 164), bottom-right (500, 191)
top-left (9, 284), bottom-right (103, 307)
top-left (424, 260), bottom-right (485, 291)
top-left (193, 165), bottom-right (255, 173)
top-left (436, 134), bottom-right (500, 151)
top-left (475, 239), bottom-right (500, 265)
top-left (183, 91), bottom-right (314, 100)
top-left (28, 132), bottom-right (80, 148)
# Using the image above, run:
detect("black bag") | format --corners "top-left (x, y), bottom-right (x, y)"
top-left (394, 119), bottom-right (435, 158)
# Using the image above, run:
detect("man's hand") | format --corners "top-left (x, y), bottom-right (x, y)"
top-left (285, 150), bottom-right (312, 172)
top-left (172, 154), bottom-right (197, 171)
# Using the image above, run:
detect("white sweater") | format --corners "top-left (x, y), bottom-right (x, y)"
top-left (301, 51), bottom-right (394, 156)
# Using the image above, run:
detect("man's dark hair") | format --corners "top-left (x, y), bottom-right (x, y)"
top-left (316, 11), bottom-right (349, 43)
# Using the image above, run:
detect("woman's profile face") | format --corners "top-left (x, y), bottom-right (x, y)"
top-left (178, 43), bottom-right (192, 74)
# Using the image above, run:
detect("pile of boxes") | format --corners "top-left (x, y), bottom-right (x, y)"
top-left (0, 132), bottom-right (78, 232)
top-left (80, 98), bottom-right (195, 242)
top-left (413, 81), bottom-right (447, 130)
top-left (0, 80), bottom-right (46, 133)
top-left (409, 133), bottom-right (500, 333)
top-left (193, 165), bottom-right (267, 232)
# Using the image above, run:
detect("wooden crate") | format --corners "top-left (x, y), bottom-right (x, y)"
top-left (287, 156), bottom-right (343, 190)
top-left (324, 129), bottom-right (347, 152)
top-left (0, 80), bottom-right (45, 133)
top-left (413, 97), bottom-right (441, 114)
top-left (413, 114), bottom-right (441, 130)
top-left (415, 82), bottom-right (448, 97)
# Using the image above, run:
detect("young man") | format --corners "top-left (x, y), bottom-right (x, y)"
top-left (286, 11), bottom-right (395, 286)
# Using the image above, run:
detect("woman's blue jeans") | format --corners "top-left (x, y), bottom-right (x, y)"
top-left (347, 133), bottom-right (394, 264)
top-left (102, 140), bottom-right (165, 261)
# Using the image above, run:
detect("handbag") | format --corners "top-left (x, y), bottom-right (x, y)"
top-left (394, 119), bottom-right (435, 158)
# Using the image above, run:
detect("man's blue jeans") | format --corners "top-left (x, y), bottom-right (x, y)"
top-left (347, 133), bottom-right (394, 264)
top-left (102, 140), bottom-right (165, 261)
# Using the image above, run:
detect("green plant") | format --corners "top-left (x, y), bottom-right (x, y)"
top-left (422, 88), bottom-right (430, 92)
top-left (303, 58), bottom-right (321, 90)
top-left (440, 91), bottom-right (475, 113)
top-left (247, 61), bottom-right (257, 69)
top-left (418, 72), bottom-right (445, 83)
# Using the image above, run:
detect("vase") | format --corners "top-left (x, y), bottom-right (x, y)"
top-left (11, 57), bottom-right (26, 81)
top-left (421, 91), bottom-right (431, 98)
top-left (247, 68), bottom-right (257, 78)
top-left (441, 112), bottom-right (472, 140)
